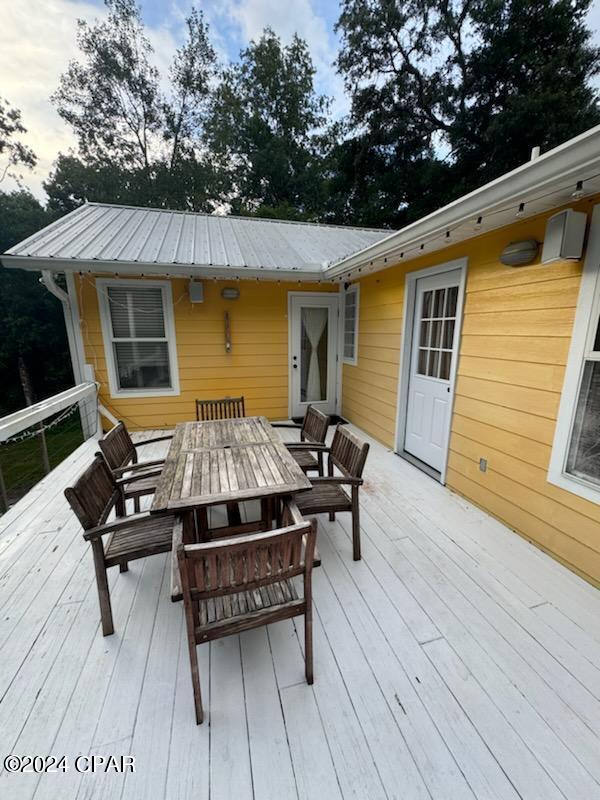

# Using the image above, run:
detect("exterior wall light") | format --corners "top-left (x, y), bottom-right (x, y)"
top-left (500, 239), bottom-right (539, 267)
top-left (221, 287), bottom-right (240, 300)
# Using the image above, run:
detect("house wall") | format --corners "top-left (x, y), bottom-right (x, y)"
top-left (77, 275), bottom-right (336, 429)
top-left (342, 195), bottom-right (600, 586)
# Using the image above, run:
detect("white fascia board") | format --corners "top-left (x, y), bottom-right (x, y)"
top-left (325, 124), bottom-right (600, 278)
top-left (0, 255), bottom-right (330, 283)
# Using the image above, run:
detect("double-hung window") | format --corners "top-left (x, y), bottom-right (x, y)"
top-left (97, 279), bottom-right (180, 397)
top-left (549, 206), bottom-right (600, 502)
top-left (343, 284), bottom-right (359, 365)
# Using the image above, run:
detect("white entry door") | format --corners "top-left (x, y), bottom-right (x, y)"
top-left (404, 270), bottom-right (461, 472)
top-left (289, 293), bottom-right (339, 418)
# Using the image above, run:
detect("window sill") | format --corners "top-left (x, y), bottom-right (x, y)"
top-left (108, 387), bottom-right (181, 400)
top-left (547, 469), bottom-right (600, 506)
top-left (343, 357), bottom-right (358, 367)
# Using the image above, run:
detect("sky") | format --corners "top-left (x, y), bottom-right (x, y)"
top-left (2, 0), bottom-right (600, 201)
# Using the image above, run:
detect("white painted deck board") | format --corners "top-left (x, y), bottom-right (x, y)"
top-left (0, 430), bottom-right (598, 800)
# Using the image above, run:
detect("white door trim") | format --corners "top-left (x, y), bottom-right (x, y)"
top-left (287, 291), bottom-right (341, 419)
top-left (394, 257), bottom-right (468, 483)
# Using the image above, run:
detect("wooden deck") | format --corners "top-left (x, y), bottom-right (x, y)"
top-left (1, 425), bottom-right (600, 800)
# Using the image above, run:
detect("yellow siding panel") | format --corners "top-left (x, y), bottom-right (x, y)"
top-left (340, 195), bottom-right (600, 585)
top-left (79, 276), bottom-right (336, 428)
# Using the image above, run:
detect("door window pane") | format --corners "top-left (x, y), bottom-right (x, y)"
top-left (439, 351), bottom-right (452, 380)
top-left (301, 307), bottom-right (328, 402)
top-left (445, 286), bottom-right (458, 317)
top-left (420, 321), bottom-right (430, 347)
top-left (433, 289), bottom-right (445, 317)
top-left (428, 350), bottom-right (440, 377)
top-left (430, 320), bottom-right (442, 348)
top-left (422, 291), bottom-right (433, 318)
top-left (566, 360), bottom-right (600, 485)
top-left (418, 349), bottom-right (428, 374)
top-left (442, 319), bottom-right (455, 349)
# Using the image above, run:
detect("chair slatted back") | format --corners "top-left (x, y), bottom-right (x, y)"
top-left (196, 396), bottom-right (246, 422)
top-left (301, 405), bottom-right (330, 445)
top-left (64, 455), bottom-right (120, 530)
top-left (98, 422), bottom-right (137, 471)
top-left (178, 517), bottom-right (315, 603)
top-left (330, 425), bottom-right (370, 479)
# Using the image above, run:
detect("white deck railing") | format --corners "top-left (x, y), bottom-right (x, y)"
top-left (0, 380), bottom-right (99, 512)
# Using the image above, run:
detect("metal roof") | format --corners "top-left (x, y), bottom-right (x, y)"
top-left (2, 203), bottom-right (390, 280)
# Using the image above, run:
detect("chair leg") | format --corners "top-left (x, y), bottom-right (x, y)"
top-left (91, 540), bottom-right (114, 636)
top-left (352, 489), bottom-right (361, 561)
top-left (119, 562), bottom-right (128, 573)
top-left (305, 609), bottom-right (314, 685)
top-left (187, 638), bottom-right (204, 724)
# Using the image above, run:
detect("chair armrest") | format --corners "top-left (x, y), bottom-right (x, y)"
top-left (83, 509), bottom-right (174, 541)
top-left (135, 433), bottom-right (173, 446)
top-left (285, 442), bottom-right (328, 451)
top-left (115, 469), bottom-right (162, 487)
top-left (112, 459), bottom-right (165, 477)
top-left (309, 476), bottom-right (363, 486)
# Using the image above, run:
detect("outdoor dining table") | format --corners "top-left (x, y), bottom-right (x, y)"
top-left (150, 416), bottom-right (313, 601)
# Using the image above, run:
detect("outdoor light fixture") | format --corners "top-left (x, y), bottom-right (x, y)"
top-left (221, 287), bottom-right (240, 300)
top-left (571, 180), bottom-right (584, 199)
top-left (500, 239), bottom-right (539, 267)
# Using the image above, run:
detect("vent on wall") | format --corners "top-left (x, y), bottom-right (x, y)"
top-left (189, 280), bottom-right (204, 303)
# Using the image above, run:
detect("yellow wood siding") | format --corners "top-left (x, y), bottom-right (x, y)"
top-left (77, 276), bottom-right (336, 429)
top-left (342, 196), bottom-right (600, 586)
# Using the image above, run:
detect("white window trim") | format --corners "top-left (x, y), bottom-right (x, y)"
top-left (548, 204), bottom-right (599, 504)
top-left (96, 277), bottom-right (180, 399)
top-left (342, 283), bottom-right (360, 366)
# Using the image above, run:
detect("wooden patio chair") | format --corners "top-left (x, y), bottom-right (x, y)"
top-left (177, 500), bottom-right (317, 724)
top-left (195, 395), bottom-right (246, 422)
top-left (98, 421), bottom-right (173, 512)
top-left (293, 425), bottom-right (369, 561)
top-left (65, 455), bottom-right (177, 636)
top-left (194, 396), bottom-right (246, 525)
top-left (273, 405), bottom-right (330, 475)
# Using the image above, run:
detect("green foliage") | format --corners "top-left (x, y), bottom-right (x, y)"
top-left (0, 97), bottom-right (36, 186)
top-left (206, 29), bottom-right (333, 217)
top-left (0, 191), bottom-right (73, 415)
top-left (332, 0), bottom-right (600, 226)
top-left (47, 0), bottom-right (219, 212)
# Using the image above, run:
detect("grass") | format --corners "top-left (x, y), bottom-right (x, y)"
top-left (0, 412), bottom-right (85, 508)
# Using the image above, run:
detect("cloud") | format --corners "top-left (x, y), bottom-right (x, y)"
top-left (0, 0), bottom-right (179, 201)
top-left (206, 0), bottom-right (349, 119)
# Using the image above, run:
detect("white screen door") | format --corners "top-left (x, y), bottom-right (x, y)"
top-left (404, 269), bottom-right (461, 472)
top-left (289, 293), bottom-right (339, 418)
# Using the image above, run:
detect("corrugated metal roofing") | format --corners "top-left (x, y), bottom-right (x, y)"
top-left (4, 203), bottom-right (390, 275)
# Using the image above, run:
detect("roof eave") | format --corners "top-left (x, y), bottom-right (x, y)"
top-left (0, 254), bottom-right (332, 284)
top-left (324, 124), bottom-right (600, 279)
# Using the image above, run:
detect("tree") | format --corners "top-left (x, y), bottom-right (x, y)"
top-left (333, 0), bottom-right (600, 226)
top-left (47, 0), bottom-right (219, 212)
top-left (206, 29), bottom-right (333, 218)
top-left (0, 97), bottom-right (36, 186)
top-left (0, 192), bottom-right (71, 415)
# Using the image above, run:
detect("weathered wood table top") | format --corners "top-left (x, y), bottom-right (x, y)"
top-left (151, 416), bottom-right (311, 513)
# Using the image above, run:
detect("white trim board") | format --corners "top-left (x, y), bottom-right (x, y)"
top-left (548, 204), bottom-right (600, 504)
top-left (96, 277), bottom-right (181, 399)
top-left (394, 257), bottom-right (468, 484)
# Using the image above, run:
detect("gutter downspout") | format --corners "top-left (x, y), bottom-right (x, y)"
top-left (40, 270), bottom-right (83, 385)
top-left (40, 270), bottom-right (99, 438)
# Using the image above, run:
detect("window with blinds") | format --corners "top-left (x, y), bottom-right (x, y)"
top-left (343, 284), bottom-right (359, 365)
top-left (98, 282), bottom-right (177, 394)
